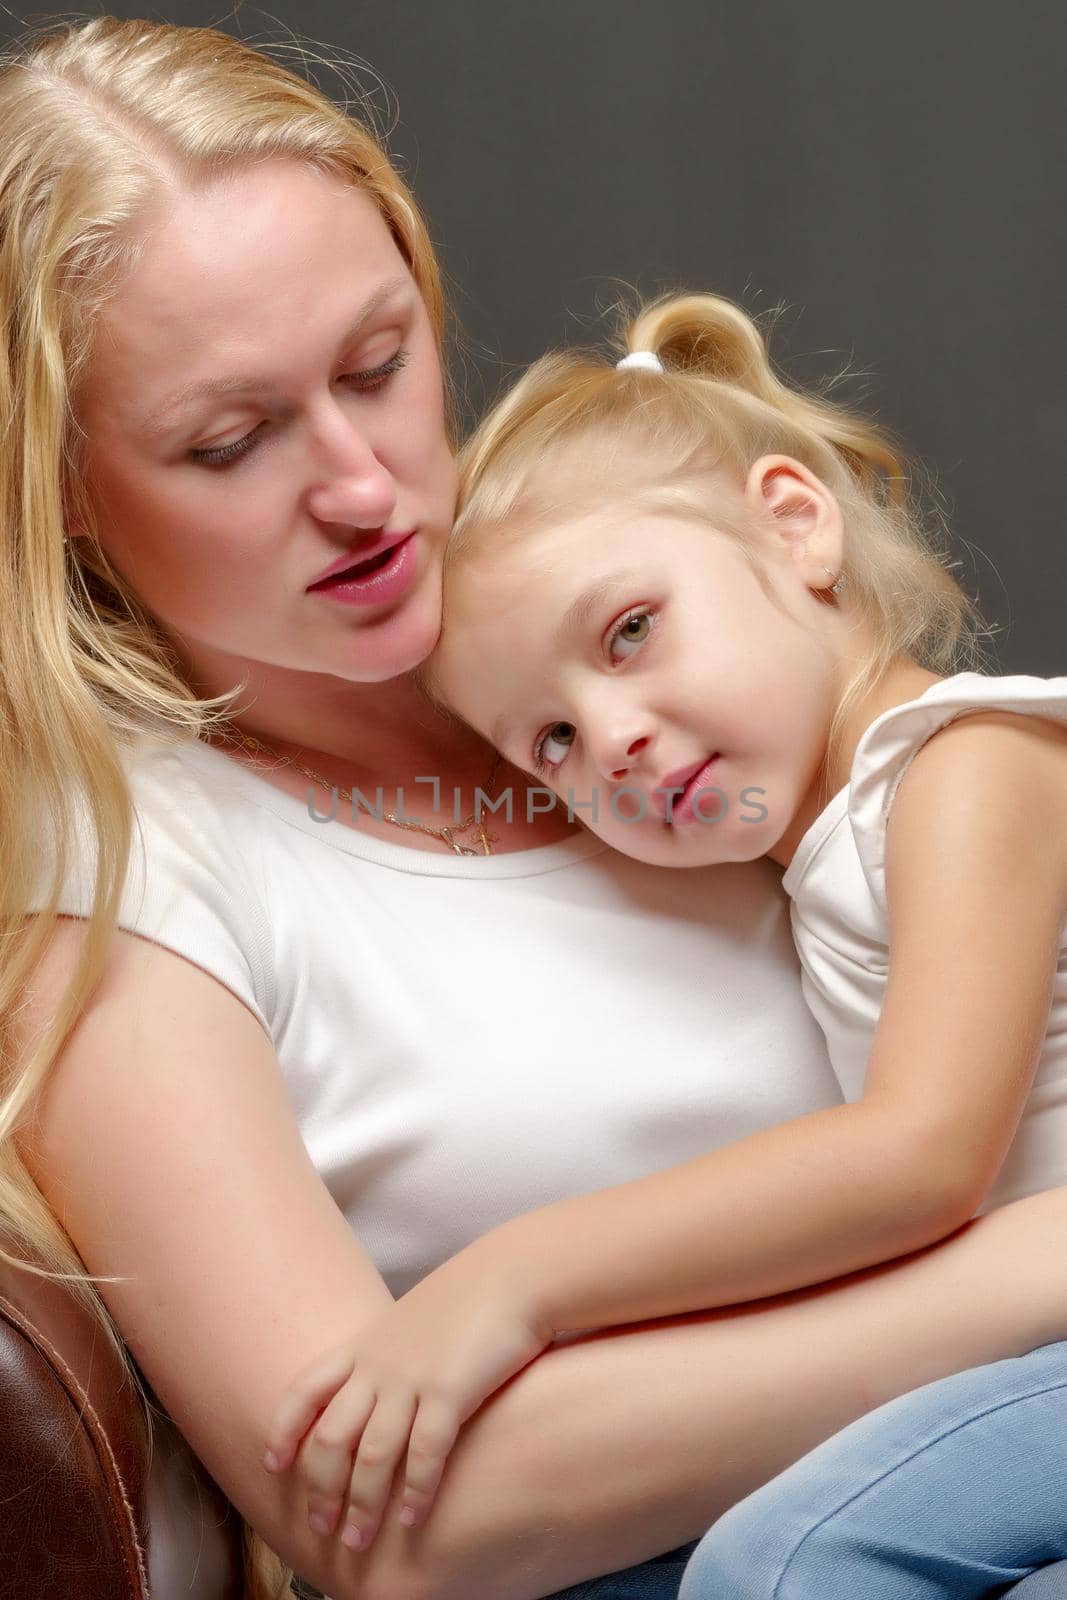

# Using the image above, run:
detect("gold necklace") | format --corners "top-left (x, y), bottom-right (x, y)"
top-left (216, 727), bottom-right (503, 856)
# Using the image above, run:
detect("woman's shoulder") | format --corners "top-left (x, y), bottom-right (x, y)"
top-left (51, 730), bottom-right (278, 1034)
top-left (114, 732), bottom-right (267, 891)
top-left (123, 728), bottom-right (263, 817)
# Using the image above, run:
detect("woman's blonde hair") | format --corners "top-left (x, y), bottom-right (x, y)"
top-left (449, 293), bottom-right (993, 788)
top-left (0, 16), bottom-right (448, 1596)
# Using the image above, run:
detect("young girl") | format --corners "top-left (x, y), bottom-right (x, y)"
top-left (263, 293), bottom-right (1067, 1595)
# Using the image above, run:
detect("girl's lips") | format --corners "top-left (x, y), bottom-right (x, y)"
top-left (652, 758), bottom-right (708, 818)
top-left (656, 756), bottom-right (721, 825)
top-left (306, 532), bottom-right (419, 609)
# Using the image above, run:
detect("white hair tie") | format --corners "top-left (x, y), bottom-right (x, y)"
top-left (616, 350), bottom-right (664, 374)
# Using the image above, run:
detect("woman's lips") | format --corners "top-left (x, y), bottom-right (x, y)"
top-left (307, 530), bottom-right (417, 590)
top-left (305, 533), bottom-right (419, 608)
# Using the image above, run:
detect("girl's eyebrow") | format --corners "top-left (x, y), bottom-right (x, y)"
top-left (138, 273), bottom-right (411, 437)
top-left (555, 571), bottom-right (641, 643)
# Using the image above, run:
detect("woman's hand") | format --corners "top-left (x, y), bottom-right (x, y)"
top-left (263, 1246), bottom-right (553, 1551)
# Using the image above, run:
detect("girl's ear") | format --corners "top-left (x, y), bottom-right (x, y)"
top-left (743, 454), bottom-right (844, 589)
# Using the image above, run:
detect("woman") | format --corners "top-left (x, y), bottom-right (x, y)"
top-left (3, 18), bottom-right (1067, 1600)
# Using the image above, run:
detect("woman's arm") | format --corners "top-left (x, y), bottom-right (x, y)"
top-left (18, 910), bottom-right (1067, 1600)
top-left (464, 711), bottom-right (1067, 1337)
top-left (18, 919), bottom-right (407, 1600)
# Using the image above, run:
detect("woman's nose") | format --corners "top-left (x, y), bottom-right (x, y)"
top-left (305, 411), bottom-right (398, 529)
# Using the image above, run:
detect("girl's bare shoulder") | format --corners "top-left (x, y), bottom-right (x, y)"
top-left (887, 704), bottom-right (1067, 906)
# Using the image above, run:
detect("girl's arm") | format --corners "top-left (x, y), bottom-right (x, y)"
top-left (484, 711), bottom-right (1067, 1336)
top-left (399, 1187), bottom-right (1067, 1600)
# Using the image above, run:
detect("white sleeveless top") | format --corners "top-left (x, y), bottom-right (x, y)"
top-left (782, 672), bottom-right (1067, 1212)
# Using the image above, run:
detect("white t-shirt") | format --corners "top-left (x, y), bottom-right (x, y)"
top-left (783, 672), bottom-right (1067, 1213)
top-left (37, 731), bottom-right (839, 1296)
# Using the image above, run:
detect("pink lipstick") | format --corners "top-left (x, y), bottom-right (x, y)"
top-left (307, 532), bottom-right (418, 608)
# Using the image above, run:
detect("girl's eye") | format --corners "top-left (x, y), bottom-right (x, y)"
top-left (529, 608), bottom-right (654, 773)
top-left (532, 721), bottom-right (576, 774)
top-left (187, 348), bottom-right (410, 469)
top-left (607, 608), bottom-right (653, 662)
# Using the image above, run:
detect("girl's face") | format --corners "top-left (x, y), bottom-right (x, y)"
top-left (74, 159), bottom-right (457, 692)
top-left (432, 463), bottom-right (852, 869)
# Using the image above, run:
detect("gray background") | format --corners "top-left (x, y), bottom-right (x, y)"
top-left (6, 1), bottom-right (1063, 671)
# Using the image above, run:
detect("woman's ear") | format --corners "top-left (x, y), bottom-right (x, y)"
top-left (743, 454), bottom-right (844, 589)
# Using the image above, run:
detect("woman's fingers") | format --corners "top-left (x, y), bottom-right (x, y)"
top-left (339, 1389), bottom-right (419, 1551)
top-left (397, 1395), bottom-right (463, 1528)
top-left (263, 1345), bottom-right (358, 1474)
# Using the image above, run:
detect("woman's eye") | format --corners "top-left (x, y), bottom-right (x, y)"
top-left (188, 426), bottom-right (265, 468)
top-left (344, 347), bottom-right (409, 391)
top-left (533, 721), bottom-right (576, 773)
top-left (187, 348), bottom-right (410, 469)
top-left (607, 609), bottom-right (653, 662)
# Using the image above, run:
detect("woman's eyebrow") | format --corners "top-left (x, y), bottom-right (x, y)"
top-left (139, 272), bottom-right (411, 436)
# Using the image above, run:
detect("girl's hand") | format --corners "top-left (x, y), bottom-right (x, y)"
top-left (263, 1250), bottom-right (552, 1551)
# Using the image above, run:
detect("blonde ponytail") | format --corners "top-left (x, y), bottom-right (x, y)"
top-left (625, 295), bottom-right (904, 499)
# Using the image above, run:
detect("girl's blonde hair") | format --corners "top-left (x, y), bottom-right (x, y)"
top-left (0, 16), bottom-right (447, 1596)
top-left (449, 293), bottom-right (993, 788)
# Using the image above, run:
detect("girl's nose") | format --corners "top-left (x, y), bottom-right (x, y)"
top-left (607, 734), bottom-right (651, 781)
top-left (305, 411), bottom-right (398, 529)
top-left (591, 725), bottom-right (653, 783)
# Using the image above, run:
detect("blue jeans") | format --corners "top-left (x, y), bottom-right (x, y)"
top-left (543, 1540), bottom-right (700, 1599)
top-left (677, 1339), bottom-right (1067, 1599)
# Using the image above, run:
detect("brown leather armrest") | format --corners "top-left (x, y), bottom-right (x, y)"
top-left (0, 1228), bottom-right (243, 1597)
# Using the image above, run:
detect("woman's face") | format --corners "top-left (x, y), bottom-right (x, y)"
top-left (74, 159), bottom-right (457, 690)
